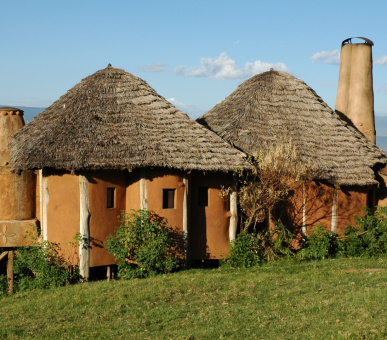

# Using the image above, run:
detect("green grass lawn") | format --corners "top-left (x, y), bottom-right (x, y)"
top-left (1, 257), bottom-right (386, 339)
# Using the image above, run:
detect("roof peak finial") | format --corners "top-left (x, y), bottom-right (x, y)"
top-left (107, 63), bottom-right (112, 68)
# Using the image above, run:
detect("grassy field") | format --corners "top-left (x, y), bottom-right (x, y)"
top-left (1, 257), bottom-right (386, 339)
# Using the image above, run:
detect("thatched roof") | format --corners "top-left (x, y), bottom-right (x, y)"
top-left (10, 65), bottom-right (248, 173)
top-left (197, 69), bottom-right (387, 186)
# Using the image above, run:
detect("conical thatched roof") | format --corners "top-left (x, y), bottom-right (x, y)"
top-left (10, 65), bottom-right (248, 172)
top-left (197, 69), bottom-right (387, 186)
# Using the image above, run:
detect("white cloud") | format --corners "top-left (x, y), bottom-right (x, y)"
top-left (143, 63), bottom-right (168, 72)
top-left (174, 52), bottom-right (288, 80)
top-left (374, 56), bottom-right (387, 65)
top-left (168, 97), bottom-right (204, 118)
top-left (375, 85), bottom-right (387, 93)
top-left (311, 50), bottom-right (340, 65)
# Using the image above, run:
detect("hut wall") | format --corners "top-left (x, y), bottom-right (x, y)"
top-left (126, 172), bottom-right (142, 211)
top-left (337, 186), bottom-right (368, 231)
top-left (46, 173), bottom-right (80, 265)
top-left (271, 181), bottom-right (334, 236)
top-left (189, 172), bottom-right (231, 260)
top-left (87, 171), bottom-right (126, 267)
top-left (376, 173), bottom-right (387, 207)
top-left (145, 169), bottom-right (185, 232)
top-left (271, 182), bottom-right (368, 235)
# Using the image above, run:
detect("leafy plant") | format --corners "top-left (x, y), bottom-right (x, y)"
top-left (223, 222), bottom-right (295, 267)
top-left (338, 207), bottom-right (387, 258)
top-left (298, 226), bottom-right (338, 260)
top-left (12, 227), bottom-right (80, 291)
top-left (106, 210), bottom-right (179, 279)
top-left (222, 232), bottom-right (263, 268)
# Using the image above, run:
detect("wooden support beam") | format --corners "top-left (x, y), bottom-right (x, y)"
top-left (183, 175), bottom-right (189, 264)
top-left (41, 172), bottom-right (49, 241)
top-left (0, 251), bottom-right (8, 262)
top-left (302, 182), bottom-right (307, 236)
top-left (7, 250), bottom-right (14, 295)
top-left (140, 170), bottom-right (148, 210)
top-left (331, 187), bottom-right (338, 233)
top-left (229, 180), bottom-right (238, 242)
top-left (107, 265), bottom-right (111, 281)
top-left (79, 175), bottom-right (90, 281)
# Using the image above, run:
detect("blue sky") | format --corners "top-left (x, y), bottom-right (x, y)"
top-left (2, 0), bottom-right (387, 118)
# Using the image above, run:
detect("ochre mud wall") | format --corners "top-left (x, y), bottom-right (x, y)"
top-left (88, 171), bottom-right (126, 267)
top-left (46, 173), bottom-right (80, 265)
top-left (190, 172), bottom-right (231, 260)
top-left (271, 181), bottom-right (369, 236)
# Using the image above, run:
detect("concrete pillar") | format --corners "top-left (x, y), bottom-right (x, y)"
top-left (335, 38), bottom-right (375, 143)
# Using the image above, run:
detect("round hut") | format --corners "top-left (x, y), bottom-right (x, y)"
top-left (197, 69), bottom-right (387, 234)
top-left (9, 65), bottom-right (248, 277)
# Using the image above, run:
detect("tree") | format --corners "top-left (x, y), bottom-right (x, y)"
top-left (230, 139), bottom-right (316, 232)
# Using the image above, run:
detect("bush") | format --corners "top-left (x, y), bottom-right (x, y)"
top-left (223, 222), bottom-right (295, 268)
top-left (298, 226), bottom-right (338, 260)
top-left (222, 232), bottom-right (263, 268)
top-left (106, 210), bottom-right (179, 279)
top-left (338, 207), bottom-right (387, 258)
top-left (13, 229), bottom-right (80, 291)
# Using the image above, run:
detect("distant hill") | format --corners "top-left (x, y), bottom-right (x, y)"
top-left (375, 116), bottom-right (387, 136)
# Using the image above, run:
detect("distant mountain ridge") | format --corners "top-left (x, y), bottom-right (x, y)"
top-left (1, 104), bottom-right (387, 151)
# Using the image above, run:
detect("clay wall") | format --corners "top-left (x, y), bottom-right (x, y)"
top-left (87, 171), bottom-right (126, 267)
top-left (46, 172), bottom-right (80, 265)
top-left (189, 172), bottom-right (231, 260)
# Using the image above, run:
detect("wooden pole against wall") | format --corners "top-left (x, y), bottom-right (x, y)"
top-left (41, 172), bottom-right (49, 241)
top-left (140, 170), bottom-right (148, 210)
top-left (302, 182), bottom-right (307, 236)
top-left (7, 250), bottom-right (14, 295)
top-left (331, 187), bottom-right (338, 233)
top-left (229, 180), bottom-right (238, 242)
top-left (183, 175), bottom-right (189, 264)
top-left (79, 175), bottom-right (90, 281)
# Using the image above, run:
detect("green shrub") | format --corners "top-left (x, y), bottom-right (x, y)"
top-left (106, 210), bottom-right (179, 279)
top-left (338, 207), bottom-right (387, 258)
top-left (298, 226), bottom-right (338, 260)
top-left (337, 225), bottom-right (367, 258)
top-left (222, 232), bottom-right (263, 268)
top-left (356, 207), bottom-right (387, 257)
top-left (13, 229), bottom-right (80, 291)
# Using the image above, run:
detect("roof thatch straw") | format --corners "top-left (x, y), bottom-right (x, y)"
top-left (197, 69), bottom-right (387, 186)
top-left (10, 65), bottom-right (248, 173)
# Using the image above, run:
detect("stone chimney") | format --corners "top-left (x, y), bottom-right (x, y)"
top-left (335, 37), bottom-right (376, 143)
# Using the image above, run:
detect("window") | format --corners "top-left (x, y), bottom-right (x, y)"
top-left (107, 187), bottom-right (116, 209)
top-left (163, 189), bottom-right (175, 209)
top-left (198, 186), bottom-right (208, 207)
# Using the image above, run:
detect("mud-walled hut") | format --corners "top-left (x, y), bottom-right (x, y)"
top-left (198, 69), bottom-right (387, 235)
top-left (9, 65), bottom-right (248, 278)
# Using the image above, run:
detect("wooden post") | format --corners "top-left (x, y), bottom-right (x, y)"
top-left (302, 182), bottom-right (307, 235)
top-left (229, 180), bottom-right (238, 242)
top-left (183, 175), bottom-right (188, 264)
top-left (331, 187), bottom-right (338, 233)
top-left (41, 172), bottom-right (49, 241)
top-left (79, 175), bottom-right (90, 281)
top-left (7, 250), bottom-right (14, 295)
top-left (140, 170), bottom-right (148, 210)
top-left (107, 265), bottom-right (111, 281)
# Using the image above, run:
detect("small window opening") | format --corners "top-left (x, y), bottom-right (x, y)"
top-left (198, 186), bottom-right (208, 207)
top-left (163, 189), bottom-right (175, 209)
top-left (107, 187), bottom-right (116, 209)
